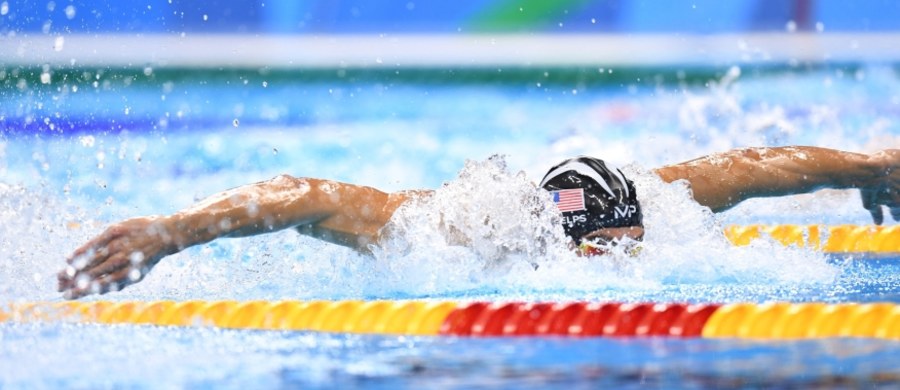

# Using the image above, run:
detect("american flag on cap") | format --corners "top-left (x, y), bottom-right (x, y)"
top-left (551, 188), bottom-right (585, 212)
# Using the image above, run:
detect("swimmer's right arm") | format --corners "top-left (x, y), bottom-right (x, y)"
top-left (654, 146), bottom-right (899, 223)
top-left (58, 175), bottom-right (411, 299)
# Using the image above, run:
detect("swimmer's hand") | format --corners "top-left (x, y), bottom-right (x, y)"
top-left (859, 149), bottom-right (899, 225)
top-left (58, 216), bottom-right (176, 299)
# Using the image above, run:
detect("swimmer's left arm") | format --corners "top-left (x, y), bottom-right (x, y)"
top-left (58, 175), bottom-right (412, 299)
top-left (654, 146), bottom-right (898, 223)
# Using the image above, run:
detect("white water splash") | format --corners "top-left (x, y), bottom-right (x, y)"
top-left (622, 165), bottom-right (838, 286)
top-left (370, 156), bottom-right (572, 296)
top-left (0, 184), bottom-right (92, 301)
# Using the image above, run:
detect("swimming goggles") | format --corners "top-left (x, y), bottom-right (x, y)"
top-left (578, 238), bottom-right (642, 257)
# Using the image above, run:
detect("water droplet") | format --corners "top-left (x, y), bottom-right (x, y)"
top-left (272, 148), bottom-right (278, 155)
top-left (53, 36), bottom-right (64, 51)
top-left (75, 274), bottom-right (90, 289)
top-left (129, 251), bottom-right (144, 265)
top-left (0, 2), bottom-right (8, 16)
top-left (232, 118), bottom-right (239, 127)
top-left (785, 20), bottom-right (797, 32)
top-left (203, 14), bottom-right (208, 21)
top-left (40, 72), bottom-right (51, 84)
top-left (79, 135), bottom-right (95, 147)
top-left (262, 81), bottom-right (268, 88)
top-left (246, 201), bottom-right (259, 217)
top-left (143, 66), bottom-right (153, 76)
top-left (64, 5), bottom-right (75, 19)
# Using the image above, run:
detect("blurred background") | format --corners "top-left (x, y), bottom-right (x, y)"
top-left (3, 0), bottom-right (900, 34)
top-left (3, 0), bottom-right (900, 67)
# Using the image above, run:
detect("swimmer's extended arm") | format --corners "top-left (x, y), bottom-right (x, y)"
top-left (654, 146), bottom-right (899, 223)
top-left (58, 175), bottom-right (410, 299)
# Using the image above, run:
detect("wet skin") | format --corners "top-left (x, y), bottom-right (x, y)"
top-left (59, 146), bottom-right (898, 299)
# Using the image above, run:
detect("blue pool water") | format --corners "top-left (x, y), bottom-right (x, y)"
top-left (1, 65), bottom-right (899, 388)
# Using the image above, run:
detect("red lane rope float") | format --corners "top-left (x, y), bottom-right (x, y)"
top-left (2, 301), bottom-right (899, 340)
top-left (445, 302), bottom-right (722, 337)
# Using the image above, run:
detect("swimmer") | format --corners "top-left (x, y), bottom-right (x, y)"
top-left (58, 146), bottom-right (899, 299)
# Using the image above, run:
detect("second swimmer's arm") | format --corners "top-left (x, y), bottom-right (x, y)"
top-left (653, 146), bottom-right (898, 223)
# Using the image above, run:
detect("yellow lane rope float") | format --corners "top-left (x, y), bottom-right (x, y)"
top-left (725, 224), bottom-right (898, 253)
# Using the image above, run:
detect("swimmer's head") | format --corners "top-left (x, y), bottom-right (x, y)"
top-left (540, 156), bottom-right (643, 247)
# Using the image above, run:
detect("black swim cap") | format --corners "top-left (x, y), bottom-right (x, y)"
top-left (540, 156), bottom-right (642, 243)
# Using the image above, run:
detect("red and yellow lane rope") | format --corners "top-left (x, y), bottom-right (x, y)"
top-left (2, 300), bottom-right (899, 340)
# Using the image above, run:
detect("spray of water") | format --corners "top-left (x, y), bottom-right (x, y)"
top-left (622, 164), bottom-right (838, 286)
top-left (0, 183), bottom-right (92, 301)
top-left (370, 156), bottom-right (572, 296)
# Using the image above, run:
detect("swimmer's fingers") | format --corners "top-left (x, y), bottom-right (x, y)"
top-left (890, 191), bottom-right (900, 222)
top-left (81, 252), bottom-right (132, 281)
top-left (861, 188), bottom-right (885, 225)
top-left (59, 235), bottom-right (135, 293)
top-left (64, 267), bottom-right (137, 300)
top-left (859, 149), bottom-right (900, 225)
top-left (892, 205), bottom-right (900, 222)
top-left (56, 269), bottom-right (73, 292)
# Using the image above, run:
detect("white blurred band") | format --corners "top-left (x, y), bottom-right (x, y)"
top-left (2, 33), bottom-right (900, 67)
